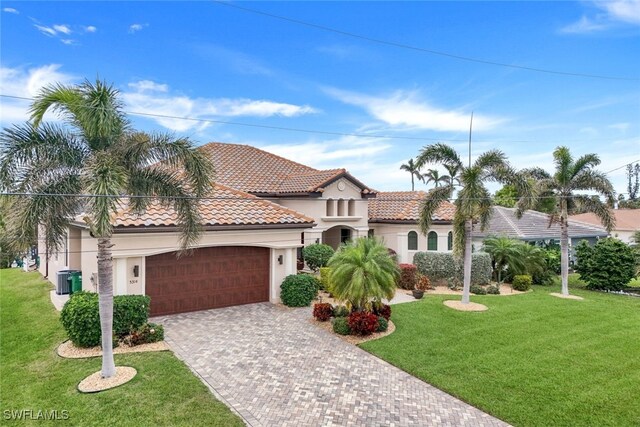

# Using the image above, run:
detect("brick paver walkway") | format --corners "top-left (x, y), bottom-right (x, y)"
top-left (154, 303), bottom-right (509, 427)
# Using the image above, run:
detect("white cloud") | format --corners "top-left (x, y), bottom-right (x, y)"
top-left (61, 39), bottom-right (76, 45)
top-left (326, 88), bottom-right (505, 132)
top-left (3, 7), bottom-right (18, 14)
top-left (560, 15), bottom-right (609, 33)
top-left (129, 23), bottom-right (148, 34)
top-left (597, 0), bottom-right (640, 24)
top-left (0, 64), bottom-right (77, 125)
top-left (122, 80), bottom-right (318, 132)
top-left (609, 122), bottom-right (630, 132)
top-left (561, 0), bottom-right (640, 33)
top-left (53, 24), bottom-right (72, 35)
top-left (34, 24), bottom-right (57, 37)
top-left (84, 25), bottom-right (97, 33)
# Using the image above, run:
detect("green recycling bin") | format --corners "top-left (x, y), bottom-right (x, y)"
top-left (69, 271), bottom-right (82, 294)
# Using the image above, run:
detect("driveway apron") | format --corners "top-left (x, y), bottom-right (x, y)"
top-left (154, 303), bottom-right (509, 427)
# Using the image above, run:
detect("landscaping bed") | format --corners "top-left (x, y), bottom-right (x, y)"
top-left (57, 340), bottom-right (169, 359)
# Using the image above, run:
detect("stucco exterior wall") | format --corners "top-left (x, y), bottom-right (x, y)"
top-left (369, 223), bottom-right (454, 264)
top-left (38, 225), bottom-right (83, 289)
top-left (612, 230), bottom-right (634, 244)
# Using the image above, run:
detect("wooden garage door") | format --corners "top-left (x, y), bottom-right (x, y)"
top-left (145, 246), bottom-right (270, 316)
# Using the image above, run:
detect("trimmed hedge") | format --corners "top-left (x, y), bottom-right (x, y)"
top-left (512, 275), bottom-right (532, 291)
top-left (332, 317), bottom-right (351, 335)
top-left (413, 251), bottom-right (492, 286)
top-left (575, 238), bottom-right (636, 291)
top-left (60, 292), bottom-right (150, 348)
top-left (302, 244), bottom-right (335, 271)
top-left (397, 264), bottom-right (418, 290)
top-left (280, 274), bottom-right (319, 307)
top-left (486, 285), bottom-right (500, 295)
top-left (470, 284), bottom-right (487, 295)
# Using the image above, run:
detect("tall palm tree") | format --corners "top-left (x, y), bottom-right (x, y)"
top-left (399, 158), bottom-right (423, 191)
top-left (444, 163), bottom-right (461, 187)
top-left (482, 236), bottom-right (526, 283)
top-left (0, 80), bottom-right (213, 378)
top-left (328, 237), bottom-right (399, 311)
top-left (517, 147), bottom-right (614, 296)
top-left (423, 169), bottom-right (451, 189)
top-left (416, 143), bottom-right (525, 304)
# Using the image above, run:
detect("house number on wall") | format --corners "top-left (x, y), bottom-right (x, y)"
top-left (129, 279), bottom-right (139, 285)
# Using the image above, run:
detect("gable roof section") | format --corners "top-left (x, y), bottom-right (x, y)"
top-left (108, 184), bottom-right (315, 229)
top-left (474, 206), bottom-right (608, 240)
top-left (198, 142), bottom-right (375, 196)
top-left (368, 191), bottom-right (455, 223)
top-left (570, 209), bottom-right (640, 232)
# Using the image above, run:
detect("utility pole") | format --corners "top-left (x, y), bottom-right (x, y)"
top-left (468, 111), bottom-right (474, 168)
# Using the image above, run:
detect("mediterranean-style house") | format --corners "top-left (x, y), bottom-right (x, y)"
top-left (39, 142), bottom-right (454, 315)
top-left (570, 209), bottom-right (639, 244)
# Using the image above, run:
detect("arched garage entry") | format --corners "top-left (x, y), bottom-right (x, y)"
top-left (145, 246), bottom-right (270, 316)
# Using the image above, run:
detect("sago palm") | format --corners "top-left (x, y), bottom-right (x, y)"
top-left (0, 80), bottom-right (213, 378)
top-left (399, 158), bottom-right (423, 191)
top-left (416, 143), bottom-right (526, 304)
top-left (517, 147), bottom-right (614, 296)
top-left (423, 169), bottom-right (451, 189)
top-left (482, 236), bottom-right (526, 283)
top-left (327, 237), bottom-right (399, 311)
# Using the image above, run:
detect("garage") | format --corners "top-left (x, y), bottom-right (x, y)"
top-left (145, 246), bottom-right (270, 316)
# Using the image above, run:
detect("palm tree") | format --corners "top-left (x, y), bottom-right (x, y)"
top-left (423, 169), bottom-right (450, 189)
top-left (399, 158), bottom-right (423, 191)
top-left (482, 236), bottom-right (526, 283)
top-left (444, 163), bottom-right (461, 187)
top-left (0, 80), bottom-right (213, 378)
top-left (416, 143), bottom-right (525, 304)
top-left (512, 243), bottom-right (547, 279)
top-left (517, 147), bottom-right (614, 296)
top-left (327, 237), bottom-right (399, 311)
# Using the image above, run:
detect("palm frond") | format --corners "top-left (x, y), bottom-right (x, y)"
top-left (84, 152), bottom-right (127, 238)
top-left (521, 167), bottom-right (552, 180)
top-left (418, 184), bottom-right (453, 234)
top-left (571, 169), bottom-right (615, 201)
top-left (473, 149), bottom-right (508, 171)
top-left (571, 153), bottom-right (600, 179)
top-left (416, 143), bottom-right (463, 170)
top-left (571, 195), bottom-right (616, 231)
top-left (553, 146), bottom-right (573, 186)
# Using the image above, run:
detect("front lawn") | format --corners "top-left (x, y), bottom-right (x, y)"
top-left (0, 269), bottom-right (243, 426)
top-left (361, 287), bottom-right (640, 427)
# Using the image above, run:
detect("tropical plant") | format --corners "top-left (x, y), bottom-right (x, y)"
top-left (280, 274), bottom-right (319, 307)
top-left (399, 158), bottom-right (423, 191)
top-left (416, 143), bottom-right (525, 304)
top-left (574, 238), bottom-right (635, 291)
top-left (423, 169), bottom-right (450, 189)
top-left (0, 80), bottom-right (213, 378)
top-left (493, 185), bottom-right (518, 208)
top-left (302, 243), bottom-right (334, 271)
top-left (512, 274), bottom-right (532, 291)
top-left (482, 236), bottom-right (526, 283)
top-left (444, 163), bottom-right (461, 187)
top-left (327, 237), bottom-right (399, 311)
top-left (517, 147), bottom-right (615, 296)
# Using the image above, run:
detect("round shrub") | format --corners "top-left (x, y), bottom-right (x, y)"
top-left (397, 263), bottom-right (418, 290)
top-left (373, 303), bottom-right (391, 321)
top-left (486, 285), bottom-right (500, 295)
top-left (332, 316), bottom-right (351, 335)
top-left (313, 303), bottom-right (333, 321)
top-left (302, 244), bottom-right (335, 271)
top-left (60, 292), bottom-right (101, 347)
top-left (376, 316), bottom-right (388, 333)
top-left (416, 274), bottom-right (432, 290)
top-left (470, 284), bottom-right (487, 295)
top-left (280, 274), bottom-right (319, 307)
top-left (333, 305), bottom-right (349, 318)
top-left (512, 274), bottom-right (532, 291)
top-left (347, 311), bottom-right (379, 336)
top-left (575, 238), bottom-right (636, 291)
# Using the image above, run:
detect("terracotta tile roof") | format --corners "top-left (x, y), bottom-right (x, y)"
top-left (198, 142), bottom-right (375, 195)
top-left (474, 206), bottom-right (608, 239)
top-left (570, 209), bottom-right (640, 232)
top-left (110, 184), bottom-right (315, 228)
top-left (368, 191), bottom-right (455, 222)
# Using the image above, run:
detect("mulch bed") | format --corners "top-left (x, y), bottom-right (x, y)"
top-left (77, 367), bottom-right (137, 393)
top-left (57, 340), bottom-right (169, 359)
top-left (311, 318), bottom-right (396, 345)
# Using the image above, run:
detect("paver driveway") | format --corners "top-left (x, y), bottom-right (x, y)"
top-left (154, 303), bottom-right (508, 427)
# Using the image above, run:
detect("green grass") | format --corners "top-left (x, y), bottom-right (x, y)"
top-left (0, 269), bottom-right (243, 426)
top-left (361, 286), bottom-right (640, 427)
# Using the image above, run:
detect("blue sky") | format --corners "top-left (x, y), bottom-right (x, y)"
top-left (1, 1), bottom-right (639, 193)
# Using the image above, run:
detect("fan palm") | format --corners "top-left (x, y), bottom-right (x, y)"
top-left (399, 158), bottom-right (423, 191)
top-left (482, 236), bottom-right (526, 283)
top-left (327, 237), bottom-right (399, 311)
top-left (517, 147), bottom-right (615, 296)
top-left (416, 143), bottom-right (526, 304)
top-left (423, 169), bottom-right (451, 189)
top-left (0, 80), bottom-right (213, 378)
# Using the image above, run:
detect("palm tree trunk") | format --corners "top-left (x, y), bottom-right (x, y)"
top-left (560, 216), bottom-right (570, 296)
top-left (411, 174), bottom-right (415, 191)
top-left (462, 219), bottom-right (472, 304)
top-left (97, 237), bottom-right (116, 378)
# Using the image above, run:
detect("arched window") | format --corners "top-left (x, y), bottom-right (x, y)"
top-left (408, 231), bottom-right (418, 250)
top-left (326, 199), bottom-right (335, 216)
top-left (337, 199), bottom-right (346, 216)
top-left (447, 231), bottom-right (453, 251)
top-left (348, 199), bottom-right (355, 216)
top-left (428, 231), bottom-right (438, 251)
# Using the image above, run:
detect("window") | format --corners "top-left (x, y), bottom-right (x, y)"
top-left (447, 231), bottom-right (453, 251)
top-left (368, 229), bottom-right (375, 238)
top-left (326, 199), bottom-right (335, 216)
top-left (428, 231), bottom-right (438, 251)
top-left (340, 228), bottom-right (351, 244)
top-left (408, 231), bottom-right (418, 250)
top-left (348, 199), bottom-right (355, 216)
top-left (337, 199), bottom-right (346, 216)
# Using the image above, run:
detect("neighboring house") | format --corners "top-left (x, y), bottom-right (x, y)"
top-left (473, 206), bottom-right (608, 257)
top-left (368, 191), bottom-right (455, 263)
top-left (39, 142), bottom-right (452, 315)
top-left (570, 209), bottom-right (640, 244)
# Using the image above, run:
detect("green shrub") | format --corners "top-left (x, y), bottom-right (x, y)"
top-left (280, 274), bottom-right (319, 307)
top-left (486, 285), bottom-right (500, 295)
top-left (332, 316), bottom-right (351, 335)
top-left (397, 263), bottom-right (418, 290)
top-left (413, 252), bottom-right (491, 285)
top-left (302, 244), bottom-right (335, 271)
top-left (575, 238), bottom-right (636, 291)
top-left (512, 275), bottom-right (532, 291)
top-left (376, 316), bottom-right (388, 333)
top-left (60, 292), bottom-right (150, 348)
top-left (319, 267), bottom-right (332, 290)
top-left (470, 284), bottom-right (487, 295)
top-left (333, 305), bottom-right (349, 318)
top-left (568, 273), bottom-right (586, 289)
top-left (123, 322), bottom-right (164, 346)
